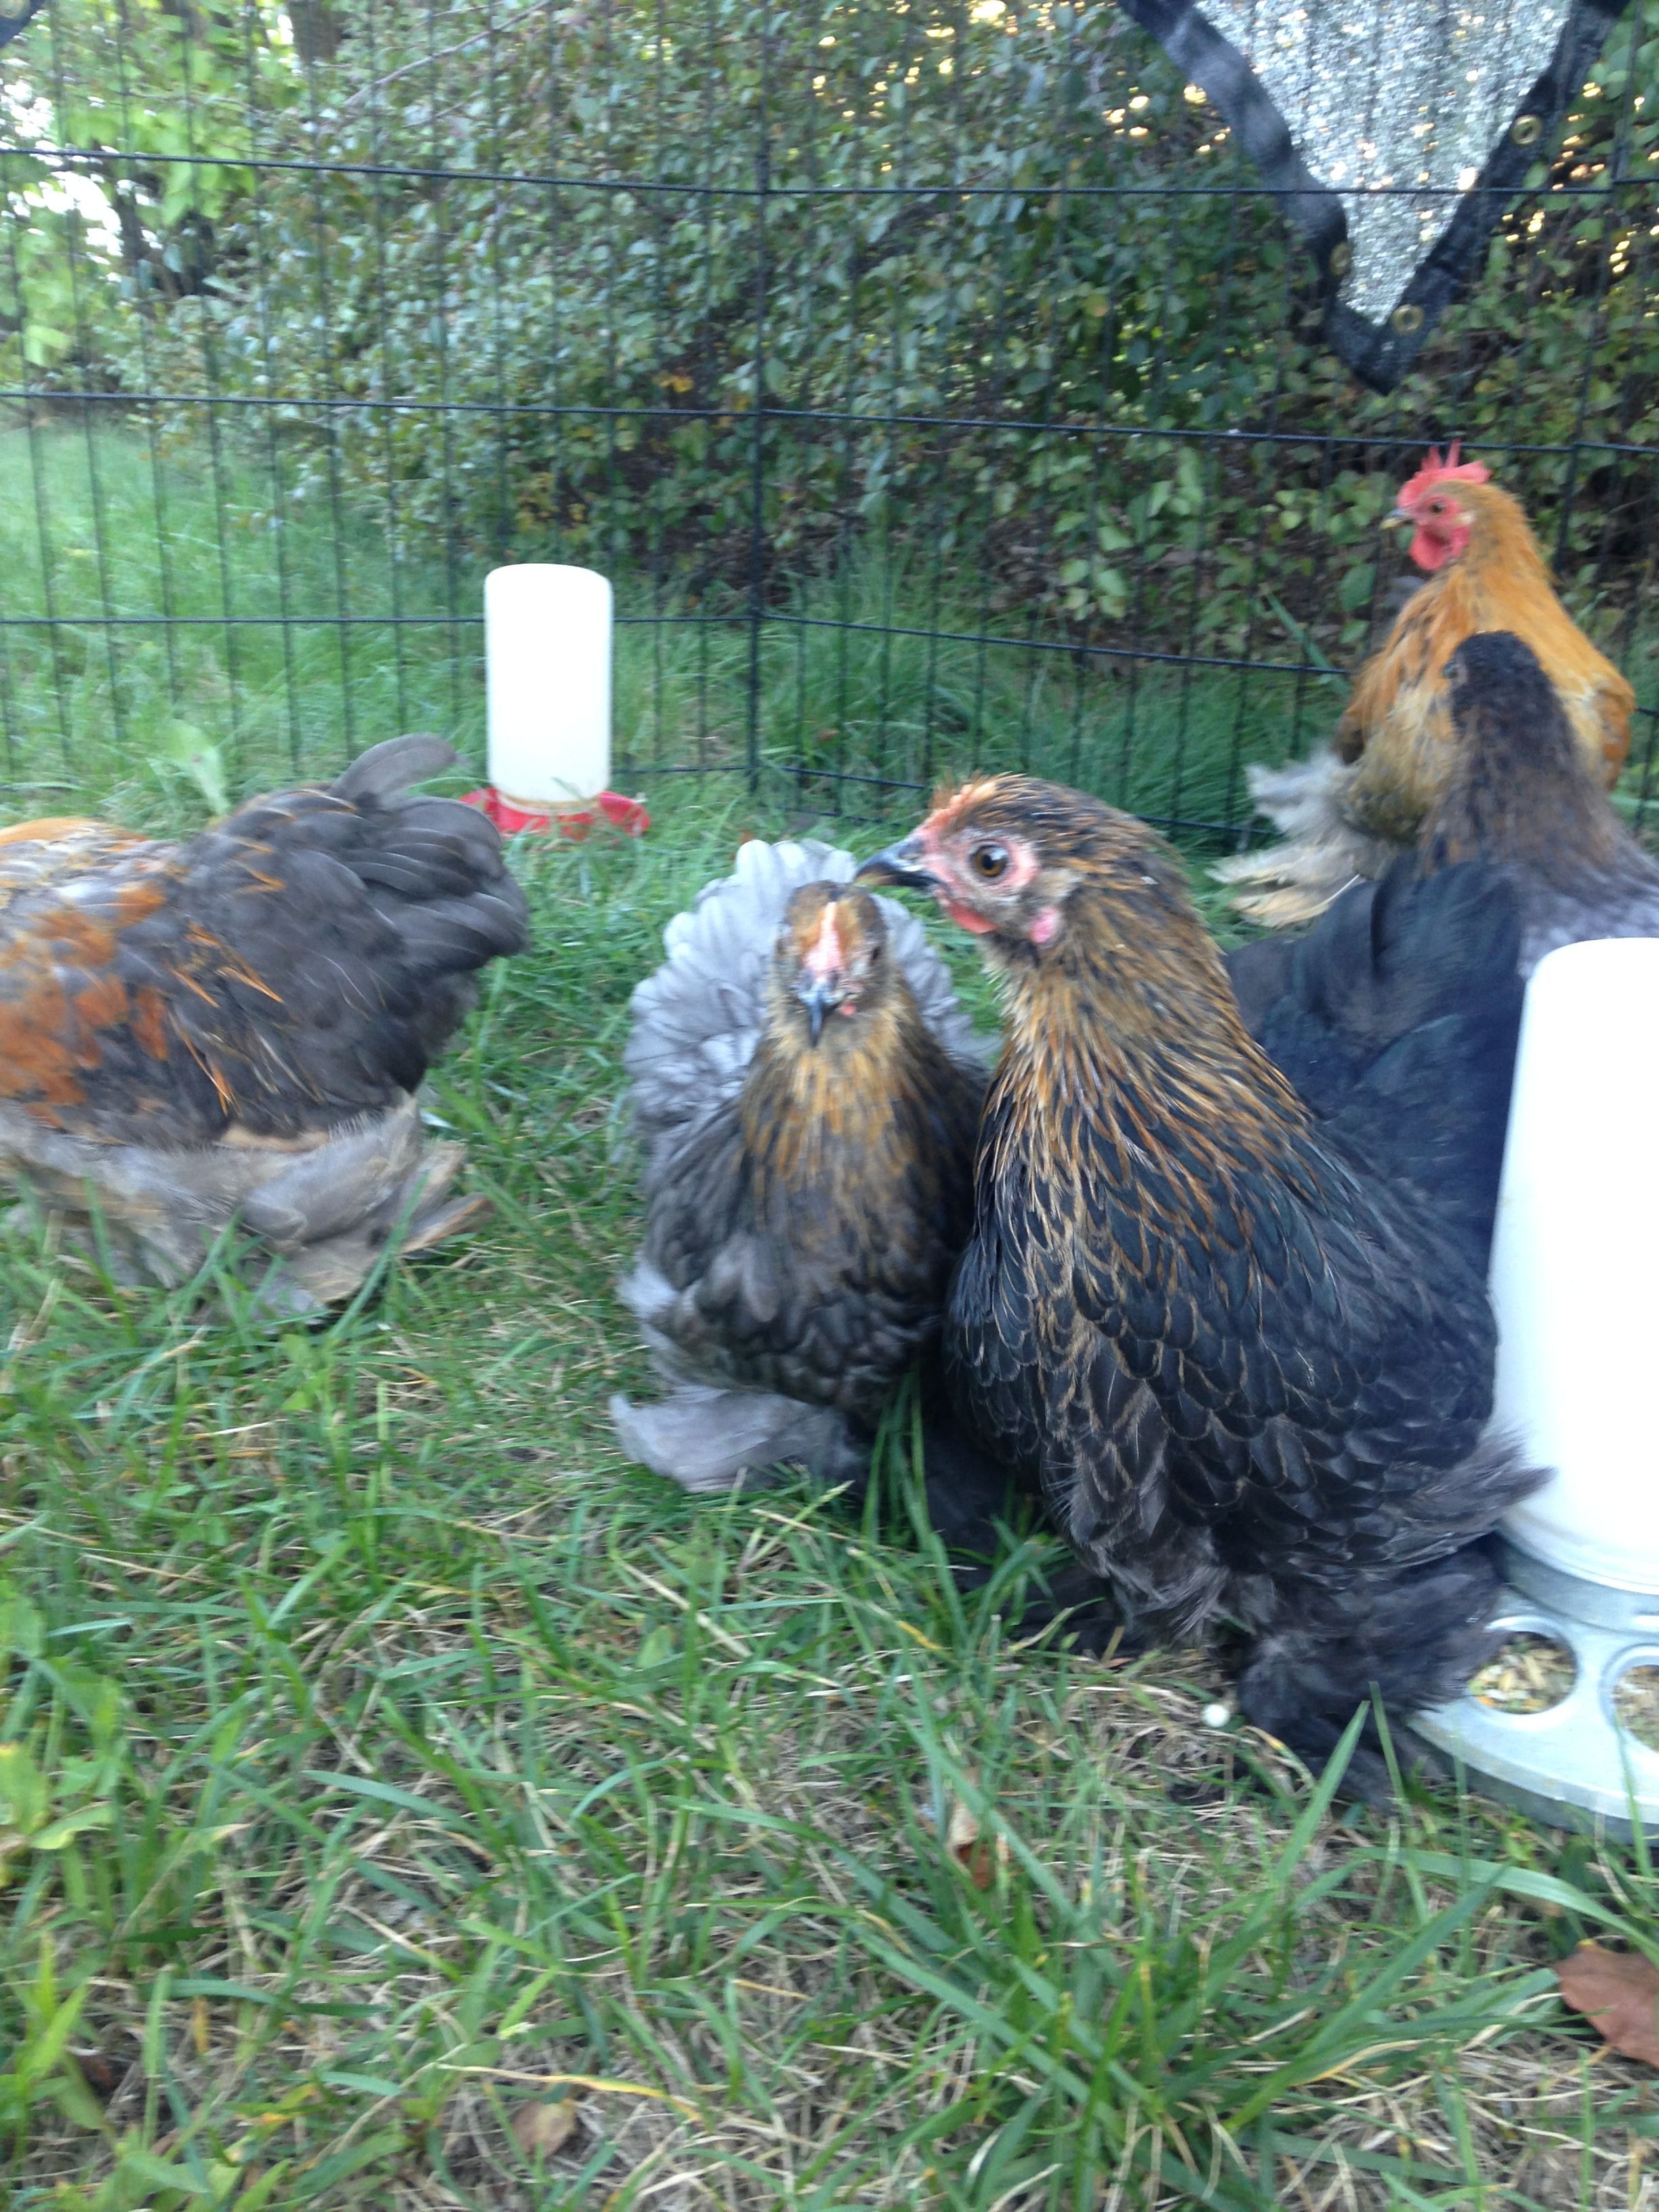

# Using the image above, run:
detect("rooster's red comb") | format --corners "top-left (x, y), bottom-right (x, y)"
top-left (1396, 440), bottom-right (1491, 505)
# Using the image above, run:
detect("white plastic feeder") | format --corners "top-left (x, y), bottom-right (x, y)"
top-left (485, 563), bottom-right (613, 810)
top-left (1416, 938), bottom-right (1659, 1831)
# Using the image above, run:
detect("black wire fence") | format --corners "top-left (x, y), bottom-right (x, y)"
top-left (0, 0), bottom-right (1654, 836)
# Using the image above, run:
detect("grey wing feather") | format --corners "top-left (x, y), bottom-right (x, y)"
top-left (1212, 750), bottom-right (1400, 928)
top-left (0, 1093), bottom-right (486, 1315)
top-left (331, 733), bottom-right (458, 804)
top-left (609, 1385), bottom-right (857, 1493)
top-left (611, 1252), bottom-right (867, 1489)
top-left (625, 836), bottom-right (983, 1172)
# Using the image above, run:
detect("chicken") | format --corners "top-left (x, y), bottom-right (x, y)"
top-left (1227, 628), bottom-right (1659, 1031)
top-left (861, 777), bottom-right (1540, 1798)
top-left (1216, 444), bottom-right (1635, 927)
top-left (611, 837), bottom-right (987, 1495)
top-left (1423, 631), bottom-right (1659, 973)
top-left (0, 735), bottom-right (528, 1313)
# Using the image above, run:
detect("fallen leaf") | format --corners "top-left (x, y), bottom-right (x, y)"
top-left (1556, 1944), bottom-right (1659, 2066)
top-left (72, 2047), bottom-right (124, 2097)
top-left (192, 1995), bottom-right (211, 2057)
top-left (510, 2095), bottom-right (580, 2159)
top-left (945, 1798), bottom-right (996, 1890)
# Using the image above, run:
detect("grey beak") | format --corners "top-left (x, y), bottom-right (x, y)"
top-left (797, 979), bottom-right (838, 1044)
top-left (855, 834), bottom-right (937, 892)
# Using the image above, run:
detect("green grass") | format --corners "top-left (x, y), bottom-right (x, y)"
top-left (1, 432), bottom-right (1657, 2209)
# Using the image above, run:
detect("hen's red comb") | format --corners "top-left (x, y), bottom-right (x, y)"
top-left (1396, 440), bottom-right (1491, 504)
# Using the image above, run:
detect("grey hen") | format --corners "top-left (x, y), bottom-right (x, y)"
top-left (612, 836), bottom-right (987, 1493)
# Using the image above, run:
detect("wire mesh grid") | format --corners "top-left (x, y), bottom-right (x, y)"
top-left (0, 0), bottom-right (1654, 838)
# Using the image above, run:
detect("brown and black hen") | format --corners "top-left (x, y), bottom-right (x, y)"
top-left (862, 777), bottom-right (1540, 1798)
top-left (612, 837), bottom-right (987, 1493)
top-left (0, 735), bottom-right (527, 1311)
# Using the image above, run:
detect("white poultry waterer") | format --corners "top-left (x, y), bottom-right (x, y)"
top-left (1416, 937), bottom-right (1659, 1832)
top-left (466, 565), bottom-right (647, 840)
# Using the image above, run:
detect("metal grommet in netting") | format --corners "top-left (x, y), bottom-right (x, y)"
top-left (1512, 112), bottom-right (1544, 146)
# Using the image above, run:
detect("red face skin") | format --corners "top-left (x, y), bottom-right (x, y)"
top-left (909, 818), bottom-right (1050, 940)
top-left (799, 903), bottom-right (863, 1017)
top-left (882, 816), bottom-right (1080, 954)
top-left (1398, 487), bottom-right (1473, 573)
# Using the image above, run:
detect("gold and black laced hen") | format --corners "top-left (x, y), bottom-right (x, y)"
top-left (862, 776), bottom-right (1541, 1799)
top-left (0, 735), bottom-right (527, 1312)
top-left (611, 838), bottom-right (986, 1494)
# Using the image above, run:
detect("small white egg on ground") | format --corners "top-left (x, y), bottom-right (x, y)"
top-left (1201, 1701), bottom-right (1233, 1729)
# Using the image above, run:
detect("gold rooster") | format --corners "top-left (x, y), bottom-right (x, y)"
top-left (1217, 445), bottom-right (1635, 926)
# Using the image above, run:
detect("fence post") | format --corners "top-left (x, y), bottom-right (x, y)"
top-left (744, 4), bottom-right (771, 796)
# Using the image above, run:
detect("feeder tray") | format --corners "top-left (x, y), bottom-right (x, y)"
top-left (1417, 1540), bottom-right (1659, 1836)
top-left (1410, 937), bottom-right (1659, 1837)
top-left (1406, 942), bottom-right (1659, 1840)
top-left (463, 786), bottom-right (649, 840)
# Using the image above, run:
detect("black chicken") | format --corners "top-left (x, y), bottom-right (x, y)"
top-left (0, 735), bottom-right (527, 1311)
top-left (1424, 630), bottom-right (1659, 970)
top-left (1228, 630), bottom-right (1659, 1037)
top-left (861, 776), bottom-right (1540, 1797)
top-left (612, 837), bottom-right (987, 1493)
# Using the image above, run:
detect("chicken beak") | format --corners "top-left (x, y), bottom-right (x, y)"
top-left (855, 834), bottom-right (937, 893)
top-left (1385, 507), bottom-right (1410, 527)
top-left (796, 977), bottom-right (842, 1044)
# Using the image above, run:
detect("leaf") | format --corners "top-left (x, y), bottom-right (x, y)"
top-left (0, 1587), bottom-right (45, 1659)
top-left (0, 1743), bottom-right (48, 1834)
top-left (48, 2063), bottom-right (106, 2133)
top-left (110, 2145), bottom-right (216, 2196)
top-left (1338, 560), bottom-right (1377, 613)
top-left (510, 2095), bottom-right (579, 2158)
top-left (30, 1805), bottom-right (112, 1851)
top-left (945, 1797), bottom-right (996, 1890)
top-left (232, 2165), bottom-right (295, 2212)
top-left (16, 1979), bottom-right (87, 2088)
top-left (1556, 1943), bottom-right (1659, 2066)
top-left (150, 722), bottom-right (229, 816)
top-left (21, 323), bottom-right (70, 366)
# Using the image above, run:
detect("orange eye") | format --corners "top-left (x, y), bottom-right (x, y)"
top-left (971, 843), bottom-right (1010, 881)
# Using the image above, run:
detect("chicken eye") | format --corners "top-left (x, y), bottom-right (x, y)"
top-left (970, 843), bottom-right (1010, 882)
